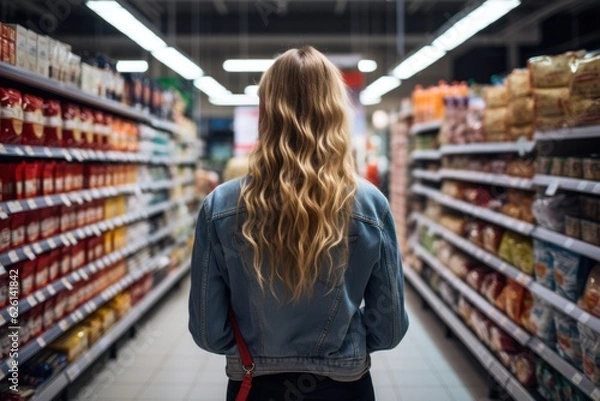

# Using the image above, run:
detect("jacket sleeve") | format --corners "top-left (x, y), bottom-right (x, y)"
top-left (363, 206), bottom-right (409, 353)
top-left (188, 197), bottom-right (235, 354)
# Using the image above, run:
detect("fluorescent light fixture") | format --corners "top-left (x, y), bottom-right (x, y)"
top-left (86, 0), bottom-right (166, 52)
top-left (392, 45), bottom-right (446, 80)
top-left (152, 47), bottom-right (203, 80)
top-left (223, 59), bottom-right (275, 72)
top-left (362, 76), bottom-right (401, 98)
top-left (244, 85), bottom-right (259, 96)
top-left (358, 60), bottom-right (378, 73)
top-left (432, 0), bottom-right (521, 52)
top-left (359, 94), bottom-right (382, 106)
top-left (209, 94), bottom-right (260, 106)
top-left (194, 76), bottom-right (231, 98)
top-left (116, 60), bottom-right (149, 73)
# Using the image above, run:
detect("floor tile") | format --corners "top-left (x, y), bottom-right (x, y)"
top-left (137, 383), bottom-right (192, 400)
top-left (399, 386), bottom-right (455, 401)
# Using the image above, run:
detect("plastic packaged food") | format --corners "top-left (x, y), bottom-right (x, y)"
top-left (10, 212), bottom-right (25, 248)
top-left (466, 267), bottom-right (487, 292)
top-left (483, 107), bottom-right (508, 137)
top-left (490, 325), bottom-right (520, 354)
top-left (510, 353), bottom-right (537, 387)
top-left (80, 108), bottom-right (94, 149)
top-left (533, 87), bottom-right (569, 116)
top-left (483, 85), bottom-right (508, 108)
top-left (481, 272), bottom-right (506, 304)
top-left (0, 217), bottom-right (10, 254)
top-left (48, 326), bottom-right (89, 362)
top-left (564, 157), bottom-right (583, 178)
top-left (507, 96), bottom-right (534, 126)
top-left (553, 246), bottom-right (589, 302)
top-left (513, 236), bottom-right (534, 275)
top-left (569, 52), bottom-right (600, 99)
top-left (22, 94), bottom-right (44, 146)
top-left (580, 196), bottom-right (600, 221)
top-left (448, 253), bottom-right (472, 279)
top-left (62, 103), bottom-right (81, 147)
top-left (524, 295), bottom-right (556, 344)
top-left (507, 69), bottom-right (532, 99)
top-left (533, 240), bottom-right (555, 289)
top-left (565, 216), bottom-right (581, 239)
top-left (528, 51), bottom-right (584, 88)
top-left (532, 194), bottom-right (580, 233)
top-left (0, 87), bottom-right (24, 144)
top-left (483, 224), bottom-right (503, 254)
top-left (578, 322), bottom-right (600, 385)
top-left (579, 264), bottom-right (600, 317)
top-left (583, 157), bottom-right (600, 180)
top-left (505, 280), bottom-right (526, 322)
top-left (43, 99), bottom-right (62, 147)
top-left (581, 220), bottom-right (600, 245)
top-left (554, 313), bottom-right (582, 368)
top-left (536, 360), bottom-right (558, 400)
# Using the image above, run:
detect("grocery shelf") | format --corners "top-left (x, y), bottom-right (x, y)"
top-left (411, 241), bottom-right (531, 345)
top-left (440, 140), bottom-right (535, 156)
top-left (440, 169), bottom-right (533, 190)
top-left (411, 241), bottom-right (600, 400)
top-left (0, 223), bottom-right (176, 327)
top-left (31, 259), bottom-right (191, 401)
top-left (534, 126), bottom-right (600, 141)
top-left (412, 169), bottom-right (442, 182)
top-left (413, 212), bottom-right (600, 333)
top-left (410, 120), bottom-right (442, 136)
top-left (0, 199), bottom-right (174, 272)
top-left (403, 267), bottom-right (535, 401)
top-left (410, 149), bottom-right (441, 161)
top-left (0, 61), bottom-right (180, 134)
top-left (0, 143), bottom-right (152, 163)
top-left (532, 174), bottom-right (600, 195)
top-left (0, 247), bottom-right (174, 379)
top-left (411, 184), bottom-right (535, 236)
top-left (532, 226), bottom-right (600, 263)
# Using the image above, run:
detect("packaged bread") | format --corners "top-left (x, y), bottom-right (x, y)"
top-left (528, 51), bottom-right (585, 88)
top-left (509, 124), bottom-right (534, 141)
top-left (535, 114), bottom-right (567, 131)
top-left (569, 52), bottom-right (600, 99)
top-left (554, 313), bottom-right (582, 368)
top-left (578, 322), bottom-right (600, 385)
top-left (507, 96), bottom-right (534, 126)
top-left (579, 264), bottom-right (600, 317)
top-left (567, 97), bottom-right (600, 126)
top-left (483, 85), bottom-right (508, 108)
top-left (507, 69), bottom-right (532, 99)
top-left (524, 295), bottom-right (556, 344)
top-left (533, 88), bottom-right (569, 116)
top-left (483, 107), bottom-right (508, 136)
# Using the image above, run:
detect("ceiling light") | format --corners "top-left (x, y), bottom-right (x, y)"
top-left (392, 46), bottom-right (446, 80)
top-left (194, 77), bottom-right (231, 98)
top-left (209, 94), bottom-right (260, 106)
top-left (116, 60), bottom-right (149, 73)
top-left (358, 60), bottom-right (378, 73)
top-left (86, 0), bottom-right (166, 52)
top-left (223, 59), bottom-right (275, 72)
top-left (362, 76), bottom-right (401, 99)
top-left (432, 0), bottom-right (521, 52)
top-left (244, 85), bottom-right (259, 96)
top-left (359, 94), bottom-right (382, 106)
top-left (152, 47), bottom-right (203, 80)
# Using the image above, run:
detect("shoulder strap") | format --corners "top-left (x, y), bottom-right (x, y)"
top-left (228, 308), bottom-right (254, 401)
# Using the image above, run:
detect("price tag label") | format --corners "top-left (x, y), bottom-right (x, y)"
top-left (0, 208), bottom-right (7, 220)
top-left (580, 312), bottom-right (591, 323)
top-left (84, 227), bottom-right (93, 237)
top-left (8, 251), bottom-right (19, 263)
top-left (58, 319), bottom-right (69, 331)
top-left (27, 199), bottom-right (37, 210)
top-left (71, 193), bottom-right (83, 204)
top-left (593, 183), bottom-right (600, 195)
top-left (47, 285), bottom-right (56, 296)
top-left (83, 192), bottom-right (92, 202)
top-left (27, 294), bottom-right (37, 306)
top-left (564, 238), bottom-right (574, 249)
top-left (564, 303), bottom-right (576, 314)
top-left (62, 149), bottom-right (73, 162)
top-left (0, 314), bottom-right (6, 326)
top-left (98, 259), bottom-right (106, 269)
top-left (91, 189), bottom-right (100, 198)
top-left (591, 388), bottom-right (600, 401)
top-left (32, 243), bottom-right (43, 254)
top-left (578, 181), bottom-right (588, 191)
top-left (546, 180), bottom-right (560, 196)
top-left (24, 246), bottom-right (35, 260)
top-left (535, 341), bottom-right (545, 353)
top-left (72, 150), bottom-right (83, 162)
top-left (14, 147), bottom-right (24, 156)
top-left (35, 292), bottom-right (45, 303)
top-left (76, 229), bottom-right (85, 239)
top-left (47, 238), bottom-right (57, 249)
top-left (36, 337), bottom-right (46, 348)
top-left (79, 270), bottom-right (89, 281)
top-left (60, 194), bottom-right (72, 207)
top-left (66, 365), bottom-right (80, 381)
top-left (0, 144), bottom-right (5, 153)
top-left (571, 372), bottom-right (583, 385)
top-left (71, 271), bottom-right (81, 281)
top-left (89, 263), bottom-right (98, 273)
top-left (44, 196), bottom-right (54, 206)
top-left (7, 201), bottom-right (22, 213)
top-left (24, 146), bottom-right (35, 156)
top-left (92, 225), bottom-right (102, 237)
top-left (62, 278), bottom-right (73, 291)
top-left (44, 147), bottom-right (53, 157)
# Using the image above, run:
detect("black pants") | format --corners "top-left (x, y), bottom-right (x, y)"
top-left (226, 372), bottom-right (375, 401)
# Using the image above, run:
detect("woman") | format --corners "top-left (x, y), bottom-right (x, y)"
top-left (189, 46), bottom-right (408, 401)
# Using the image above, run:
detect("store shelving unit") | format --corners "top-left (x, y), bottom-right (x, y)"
top-left (30, 259), bottom-right (191, 401)
top-left (410, 120), bottom-right (443, 136)
top-left (410, 149), bottom-right (441, 161)
top-left (439, 169), bottom-right (533, 190)
top-left (531, 226), bottom-right (600, 263)
top-left (412, 169), bottom-right (442, 182)
top-left (439, 140), bottom-right (535, 156)
top-left (532, 175), bottom-right (600, 196)
top-left (403, 266), bottom-right (536, 401)
top-left (534, 126), bottom-right (600, 141)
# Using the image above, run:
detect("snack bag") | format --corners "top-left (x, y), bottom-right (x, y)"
top-left (510, 352), bottom-right (537, 387)
top-left (528, 51), bottom-right (585, 88)
top-left (523, 294), bottom-right (556, 344)
top-left (483, 85), bottom-right (508, 108)
top-left (481, 272), bottom-right (506, 304)
top-left (578, 322), bottom-right (600, 385)
top-left (507, 69), bottom-right (532, 99)
top-left (554, 313), bottom-right (583, 369)
top-left (552, 246), bottom-right (589, 302)
top-left (505, 279), bottom-right (526, 322)
top-left (579, 263), bottom-right (600, 317)
top-left (513, 236), bottom-right (534, 275)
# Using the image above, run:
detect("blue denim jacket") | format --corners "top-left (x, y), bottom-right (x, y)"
top-left (188, 177), bottom-right (408, 381)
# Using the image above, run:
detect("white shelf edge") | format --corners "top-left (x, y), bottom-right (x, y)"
top-left (439, 140), bottom-right (535, 156)
top-left (440, 169), bottom-right (533, 190)
top-left (532, 226), bottom-right (600, 264)
top-left (532, 175), bottom-right (600, 196)
top-left (534, 126), bottom-right (600, 141)
top-left (410, 120), bottom-right (442, 136)
top-left (412, 169), bottom-right (442, 182)
top-left (410, 150), bottom-right (441, 161)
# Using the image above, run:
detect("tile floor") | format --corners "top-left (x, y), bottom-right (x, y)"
top-left (68, 276), bottom-right (494, 401)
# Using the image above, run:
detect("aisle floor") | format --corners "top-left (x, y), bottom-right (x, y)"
top-left (70, 276), bottom-right (492, 401)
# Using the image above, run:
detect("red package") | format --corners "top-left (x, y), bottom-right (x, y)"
top-left (97, 165), bottom-right (105, 188)
top-left (22, 94), bottom-right (44, 146)
top-left (63, 163), bottom-right (74, 192)
top-left (0, 162), bottom-right (17, 201)
top-left (72, 242), bottom-right (86, 271)
top-left (0, 217), bottom-right (10, 253)
top-left (490, 325), bottom-right (521, 354)
top-left (93, 110), bottom-right (107, 150)
top-left (15, 162), bottom-right (24, 199)
top-left (511, 353), bottom-right (536, 387)
top-left (80, 108), bottom-right (94, 149)
top-left (0, 270), bottom-right (7, 308)
top-left (20, 260), bottom-right (36, 297)
top-left (466, 267), bottom-right (487, 292)
top-left (0, 88), bottom-right (23, 144)
top-left (73, 164), bottom-right (83, 191)
top-left (483, 224), bottom-right (504, 254)
top-left (54, 162), bottom-right (65, 194)
top-left (54, 290), bottom-right (67, 320)
top-left (62, 103), bottom-right (82, 147)
top-left (481, 272), bottom-right (506, 303)
top-left (10, 213), bottom-right (25, 248)
top-left (35, 253), bottom-right (49, 290)
top-left (40, 208), bottom-right (53, 239)
top-left (24, 211), bottom-right (40, 244)
top-left (506, 280), bottom-right (526, 322)
top-left (96, 200), bottom-right (104, 223)
top-left (48, 249), bottom-right (60, 282)
top-left (94, 236), bottom-right (104, 260)
top-left (76, 205), bottom-right (86, 228)
top-left (43, 100), bottom-right (62, 147)
top-left (20, 311), bottom-right (31, 346)
top-left (104, 114), bottom-right (113, 150)
top-left (85, 203), bottom-right (94, 226)
top-left (60, 205), bottom-right (76, 233)
top-left (86, 238), bottom-right (95, 264)
top-left (42, 297), bottom-right (55, 331)
top-left (29, 304), bottom-right (43, 338)
top-left (42, 162), bottom-right (55, 195)
top-left (59, 246), bottom-right (71, 277)
top-left (24, 162), bottom-right (39, 198)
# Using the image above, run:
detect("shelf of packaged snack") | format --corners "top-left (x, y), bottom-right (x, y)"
top-left (439, 169), bottom-right (533, 190)
top-left (0, 143), bottom-right (152, 163)
top-left (532, 226), bottom-right (600, 264)
top-left (532, 175), bottom-right (600, 196)
top-left (410, 149), bottom-right (441, 161)
top-left (411, 184), bottom-right (535, 236)
top-left (411, 240), bottom-right (600, 400)
top-left (0, 198), bottom-right (174, 272)
top-left (0, 245), bottom-right (175, 379)
top-left (403, 265), bottom-right (536, 401)
top-left (410, 120), bottom-right (442, 136)
top-left (439, 140), bottom-right (536, 156)
top-left (412, 212), bottom-right (600, 333)
top-left (0, 222), bottom-right (177, 327)
top-left (412, 169), bottom-right (442, 182)
top-left (30, 258), bottom-right (191, 401)
top-left (534, 126), bottom-right (600, 142)
top-left (0, 61), bottom-right (181, 134)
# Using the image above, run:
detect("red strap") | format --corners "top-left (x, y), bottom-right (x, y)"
top-left (229, 308), bottom-right (254, 401)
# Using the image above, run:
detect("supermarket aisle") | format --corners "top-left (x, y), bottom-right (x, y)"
top-left (69, 275), bottom-right (491, 401)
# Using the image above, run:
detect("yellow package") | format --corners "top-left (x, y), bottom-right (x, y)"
top-left (483, 85), bottom-right (508, 108)
top-left (483, 107), bottom-right (508, 135)
top-left (507, 69), bottom-right (532, 99)
top-left (48, 326), bottom-right (89, 362)
top-left (509, 124), bottom-right (534, 141)
top-left (528, 51), bottom-right (585, 88)
top-left (570, 53), bottom-right (600, 99)
top-left (533, 88), bottom-right (569, 116)
top-left (95, 307), bottom-right (117, 332)
top-left (82, 316), bottom-right (104, 344)
top-left (507, 96), bottom-right (534, 126)
top-left (535, 114), bottom-right (568, 131)
top-left (567, 97), bottom-right (600, 126)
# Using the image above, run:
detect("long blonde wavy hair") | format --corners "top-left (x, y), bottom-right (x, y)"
top-left (240, 46), bottom-right (357, 302)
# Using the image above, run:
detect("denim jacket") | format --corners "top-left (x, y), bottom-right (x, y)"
top-left (188, 177), bottom-right (408, 381)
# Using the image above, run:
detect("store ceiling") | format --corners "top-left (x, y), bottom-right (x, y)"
top-left (2, 0), bottom-right (600, 114)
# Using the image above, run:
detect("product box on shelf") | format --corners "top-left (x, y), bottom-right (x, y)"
top-left (1, 23), bottom-right (16, 65)
top-left (36, 34), bottom-right (49, 77)
top-left (6, 24), bottom-right (27, 70)
top-left (26, 28), bottom-right (37, 73)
